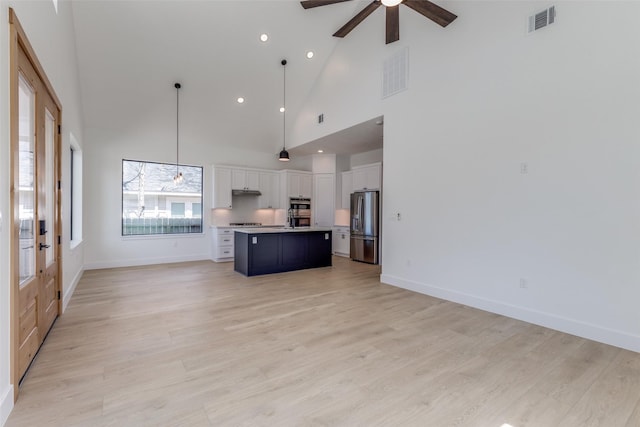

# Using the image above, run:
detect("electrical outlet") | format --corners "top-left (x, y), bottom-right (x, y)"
top-left (520, 162), bottom-right (529, 174)
top-left (396, 212), bottom-right (401, 221)
top-left (519, 278), bottom-right (528, 289)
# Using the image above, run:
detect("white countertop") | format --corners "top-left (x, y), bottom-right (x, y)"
top-left (234, 227), bottom-right (332, 234)
top-left (211, 225), bottom-right (285, 229)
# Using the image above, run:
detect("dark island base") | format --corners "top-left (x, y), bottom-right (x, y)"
top-left (235, 230), bottom-right (332, 276)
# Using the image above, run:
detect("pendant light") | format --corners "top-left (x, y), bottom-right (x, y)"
top-left (278, 59), bottom-right (290, 162)
top-left (173, 82), bottom-right (184, 184)
top-left (381, 0), bottom-right (402, 6)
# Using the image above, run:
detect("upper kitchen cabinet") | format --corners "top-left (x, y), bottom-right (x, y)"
top-left (352, 162), bottom-right (381, 192)
top-left (341, 171), bottom-right (353, 209)
top-left (231, 168), bottom-right (260, 191)
top-left (258, 171), bottom-right (280, 209)
top-left (282, 171), bottom-right (313, 198)
top-left (212, 166), bottom-right (232, 209)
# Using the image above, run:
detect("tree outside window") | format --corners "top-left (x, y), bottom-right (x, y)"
top-left (122, 160), bottom-right (203, 235)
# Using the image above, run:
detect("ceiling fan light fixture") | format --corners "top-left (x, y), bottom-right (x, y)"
top-left (301, 0), bottom-right (457, 44)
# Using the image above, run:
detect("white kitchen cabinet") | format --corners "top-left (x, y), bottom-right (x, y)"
top-left (258, 172), bottom-right (280, 209)
top-left (288, 172), bottom-right (312, 198)
top-left (280, 171), bottom-right (313, 207)
top-left (341, 171), bottom-right (352, 209)
top-left (212, 166), bottom-right (232, 209)
top-left (212, 227), bottom-right (235, 262)
top-left (332, 227), bottom-right (350, 257)
top-left (352, 163), bottom-right (381, 192)
top-left (313, 174), bottom-right (335, 227)
top-left (231, 168), bottom-right (259, 190)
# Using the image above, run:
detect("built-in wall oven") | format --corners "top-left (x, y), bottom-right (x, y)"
top-left (289, 197), bottom-right (311, 227)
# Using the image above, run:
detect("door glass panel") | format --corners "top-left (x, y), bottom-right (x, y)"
top-left (18, 74), bottom-right (35, 285)
top-left (44, 108), bottom-right (55, 266)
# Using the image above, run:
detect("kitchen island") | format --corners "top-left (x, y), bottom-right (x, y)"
top-left (234, 228), bottom-right (332, 276)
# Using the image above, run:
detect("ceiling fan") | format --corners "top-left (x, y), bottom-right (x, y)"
top-left (300, 0), bottom-right (457, 44)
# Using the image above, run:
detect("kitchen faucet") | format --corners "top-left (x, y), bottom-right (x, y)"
top-left (287, 208), bottom-right (295, 229)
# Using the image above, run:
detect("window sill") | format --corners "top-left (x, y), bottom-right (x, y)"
top-left (120, 233), bottom-right (205, 241)
top-left (70, 239), bottom-right (83, 250)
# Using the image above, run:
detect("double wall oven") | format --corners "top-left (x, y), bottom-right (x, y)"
top-left (289, 197), bottom-right (311, 227)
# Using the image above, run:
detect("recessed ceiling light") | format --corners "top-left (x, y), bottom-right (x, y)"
top-left (306, 51), bottom-right (314, 59)
top-left (237, 97), bottom-right (245, 104)
top-left (280, 107), bottom-right (285, 113)
top-left (317, 149), bottom-right (324, 153)
top-left (260, 33), bottom-right (269, 42)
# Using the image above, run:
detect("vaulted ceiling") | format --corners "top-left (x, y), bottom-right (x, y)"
top-left (71, 0), bottom-right (383, 155)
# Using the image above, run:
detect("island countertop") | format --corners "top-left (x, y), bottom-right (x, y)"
top-left (234, 227), bottom-right (332, 234)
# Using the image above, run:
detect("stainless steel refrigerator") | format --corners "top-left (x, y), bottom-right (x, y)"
top-left (350, 190), bottom-right (379, 264)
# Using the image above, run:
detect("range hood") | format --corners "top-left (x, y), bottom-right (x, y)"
top-left (232, 189), bottom-right (262, 196)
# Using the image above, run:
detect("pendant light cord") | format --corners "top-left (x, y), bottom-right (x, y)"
top-left (282, 60), bottom-right (286, 151)
top-left (175, 83), bottom-right (180, 175)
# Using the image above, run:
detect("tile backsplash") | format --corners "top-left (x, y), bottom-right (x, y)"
top-left (211, 195), bottom-right (283, 226)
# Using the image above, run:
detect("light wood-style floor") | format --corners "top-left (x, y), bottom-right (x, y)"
top-left (6, 257), bottom-right (640, 426)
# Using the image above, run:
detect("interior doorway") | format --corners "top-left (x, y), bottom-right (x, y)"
top-left (9, 9), bottom-right (62, 400)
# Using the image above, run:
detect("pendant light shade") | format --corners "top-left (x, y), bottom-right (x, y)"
top-left (278, 59), bottom-right (290, 162)
top-left (173, 82), bottom-right (183, 184)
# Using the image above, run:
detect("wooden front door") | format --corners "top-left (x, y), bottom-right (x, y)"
top-left (12, 19), bottom-right (61, 386)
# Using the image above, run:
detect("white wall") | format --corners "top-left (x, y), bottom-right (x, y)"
top-left (350, 148), bottom-right (383, 168)
top-left (291, 1), bottom-right (640, 352)
top-left (0, 0), bottom-right (86, 423)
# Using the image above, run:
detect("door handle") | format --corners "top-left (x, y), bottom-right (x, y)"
top-left (39, 243), bottom-right (51, 250)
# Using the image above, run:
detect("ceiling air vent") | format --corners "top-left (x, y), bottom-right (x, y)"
top-left (383, 47), bottom-right (409, 99)
top-left (528, 6), bottom-right (556, 33)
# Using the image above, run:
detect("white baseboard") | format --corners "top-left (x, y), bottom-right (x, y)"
top-left (380, 274), bottom-right (640, 354)
top-left (0, 385), bottom-right (14, 427)
top-left (62, 267), bottom-right (84, 312)
top-left (84, 254), bottom-right (210, 271)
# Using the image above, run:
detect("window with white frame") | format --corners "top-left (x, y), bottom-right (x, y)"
top-left (121, 159), bottom-right (203, 235)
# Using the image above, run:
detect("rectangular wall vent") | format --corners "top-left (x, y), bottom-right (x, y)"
top-left (528, 6), bottom-right (556, 33)
top-left (382, 47), bottom-right (409, 99)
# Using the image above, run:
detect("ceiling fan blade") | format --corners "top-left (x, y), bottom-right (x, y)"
top-left (333, 1), bottom-right (381, 38)
top-left (300, 0), bottom-right (352, 9)
top-left (386, 5), bottom-right (400, 44)
top-left (403, 0), bottom-right (457, 27)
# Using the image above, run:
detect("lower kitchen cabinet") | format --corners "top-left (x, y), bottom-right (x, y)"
top-left (332, 227), bottom-right (350, 257)
top-left (234, 230), bottom-right (332, 276)
top-left (212, 227), bottom-right (235, 262)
